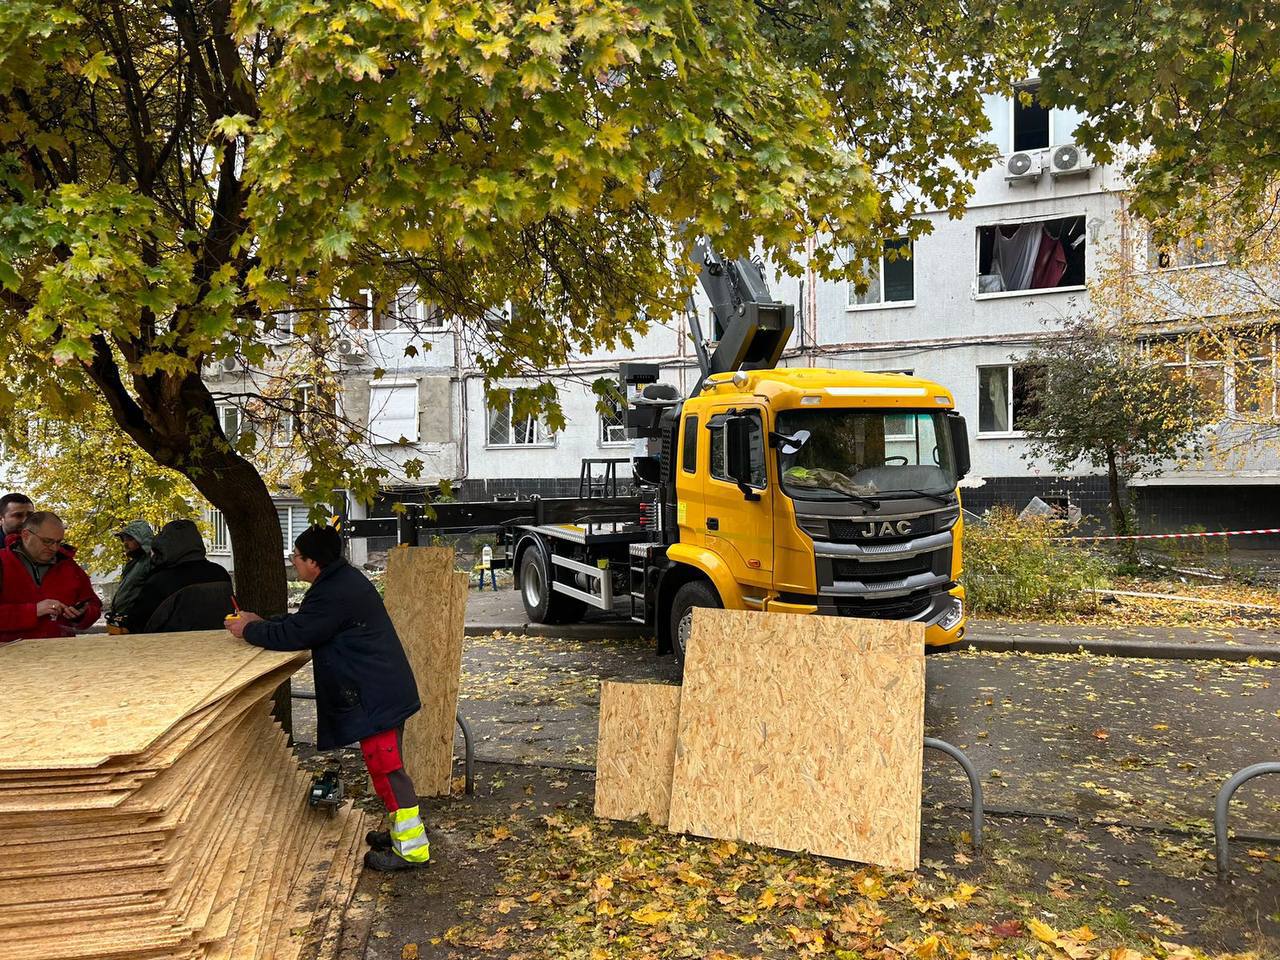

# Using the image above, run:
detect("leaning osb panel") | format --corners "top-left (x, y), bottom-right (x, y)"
top-left (667, 608), bottom-right (925, 871)
top-left (384, 546), bottom-right (467, 796)
top-left (594, 682), bottom-right (682, 826)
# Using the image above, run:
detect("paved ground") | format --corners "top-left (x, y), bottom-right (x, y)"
top-left (299, 624), bottom-right (1280, 959)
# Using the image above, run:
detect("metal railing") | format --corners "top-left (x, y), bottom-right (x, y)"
top-left (924, 738), bottom-right (984, 850)
top-left (1215, 762), bottom-right (1280, 876)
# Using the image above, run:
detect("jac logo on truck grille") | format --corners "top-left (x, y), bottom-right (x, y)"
top-left (859, 520), bottom-right (913, 538)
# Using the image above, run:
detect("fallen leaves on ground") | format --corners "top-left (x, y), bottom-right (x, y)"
top-left (471, 810), bottom-right (1255, 960)
top-left (986, 575), bottom-right (1280, 631)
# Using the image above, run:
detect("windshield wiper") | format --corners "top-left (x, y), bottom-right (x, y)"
top-left (883, 489), bottom-right (954, 505)
top-left (845, 493), bottom-right (882, 509)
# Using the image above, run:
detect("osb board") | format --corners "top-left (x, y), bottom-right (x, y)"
top-left (667, 608), bottom-right (925, 871)
top-left (0, 632), bottom-right (303, 770)
top-left (594, 682), bottom-right (681, 825)
top-left (384, 546), bottom-right (468, 796)
top-left (0, 692), bottom-right (364, 960)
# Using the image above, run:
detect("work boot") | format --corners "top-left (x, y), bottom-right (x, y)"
top-left (365, 829), bottom-right (391, 850)
top-left (364, 847), bottom-right (429, 872)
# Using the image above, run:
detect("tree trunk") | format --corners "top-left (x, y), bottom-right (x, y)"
top-left (185, 449), bottom-right (293, 737)
top-left (1105, 449), bottom-right (1126, 537)
top-left (1104, 446), bottom-right (1137, 565)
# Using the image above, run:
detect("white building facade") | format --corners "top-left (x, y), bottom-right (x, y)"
top-left (437, 84), bottom-right (1278, 538)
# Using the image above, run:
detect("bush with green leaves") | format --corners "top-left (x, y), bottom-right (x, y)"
top-left (963, 508), bottom-right (1111, 617)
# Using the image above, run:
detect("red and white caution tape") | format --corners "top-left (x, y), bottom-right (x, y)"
top-left (1056, 527), bottom-right (1280, 542)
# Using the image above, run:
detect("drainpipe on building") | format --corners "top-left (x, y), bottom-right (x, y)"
top-left (805, 235), bottom-right (819, 365)
top-left (453, 318), bottom-right (468, 487)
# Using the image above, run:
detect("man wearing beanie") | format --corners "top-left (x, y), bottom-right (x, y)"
top-left (225, 524), bottom-right (428, 872)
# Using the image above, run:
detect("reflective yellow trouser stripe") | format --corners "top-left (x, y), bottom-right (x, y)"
top-left (391, 806), bottom-right (430, 862)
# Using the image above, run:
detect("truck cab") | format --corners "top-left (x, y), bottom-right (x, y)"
top-left (662, 367), bottom-right (968, 660)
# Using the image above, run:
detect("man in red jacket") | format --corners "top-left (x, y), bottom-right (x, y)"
top-left (0, 511), bottom-right (102, 644)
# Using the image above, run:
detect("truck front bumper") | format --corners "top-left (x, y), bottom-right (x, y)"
top-left (765, 583), bottom-right (966, 650)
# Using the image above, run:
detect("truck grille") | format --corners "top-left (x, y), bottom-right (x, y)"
top-left (832, 555), bottom-right (933, 584)
top-left (836, 591), bottom-right (933, 621)
top-left (826, 516), bottom-right (935, 543)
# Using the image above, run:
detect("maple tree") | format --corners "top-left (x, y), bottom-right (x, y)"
top-left (1036, 1), bottom-right (1280, 223)
top-left (0, 0), bottom-right (1033, 611)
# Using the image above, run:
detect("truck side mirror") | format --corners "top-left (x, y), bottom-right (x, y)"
top-left (948, 412), bottom-right (970, 481)
top-left (724, 416), bottom-right (761, 501)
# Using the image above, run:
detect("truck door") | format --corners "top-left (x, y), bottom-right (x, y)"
top-left (704, 406), bottom-right (773, 590)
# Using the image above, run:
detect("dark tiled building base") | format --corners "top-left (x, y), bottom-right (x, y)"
top-left (1133, 485), bottom-right (1280, 549)
top-left (960, 475), bottom-right (1112, 529)
top-left (960, 476), bottom-right (1278, 547)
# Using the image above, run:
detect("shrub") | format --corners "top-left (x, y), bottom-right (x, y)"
top-left (963, 507), bottom-right (1111, 617)
top-left (1165, 523), bottom-right (1230, 566)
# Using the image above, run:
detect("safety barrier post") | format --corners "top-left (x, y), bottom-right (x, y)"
top-left (456, 712), bottom-right (476, 796)
top-left (924, 737), bottom-right (984, 850)
top-left (1215, 762), bottom-right (1280, 877)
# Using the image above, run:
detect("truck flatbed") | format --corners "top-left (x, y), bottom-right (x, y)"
top-left (519, 522), bottom-right (656, 547)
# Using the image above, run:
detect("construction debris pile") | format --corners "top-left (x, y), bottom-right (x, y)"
top-left (0, 631), bottom-right (371, 960)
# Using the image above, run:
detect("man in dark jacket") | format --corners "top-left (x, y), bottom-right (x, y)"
top-left (126, 519), bottom-right (233, 633)
top-left (226, 525), bottom-right (426, 872)
top-left (0, 493), bottom-right (34, 538)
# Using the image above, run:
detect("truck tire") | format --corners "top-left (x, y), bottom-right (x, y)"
top-left (669, 580), bottom-right (720, 668)
top-left (519, 547), bottom-right (587, 625)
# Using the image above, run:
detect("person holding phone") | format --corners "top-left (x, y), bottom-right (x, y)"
top-left (0, 511), bottom-right (102, 643)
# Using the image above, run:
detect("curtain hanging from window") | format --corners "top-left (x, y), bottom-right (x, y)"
top-left (993, 224), bottom-right (1043, 291)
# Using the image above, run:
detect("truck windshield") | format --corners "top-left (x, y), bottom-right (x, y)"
top-left (776, 409), bottom-right (957, 501)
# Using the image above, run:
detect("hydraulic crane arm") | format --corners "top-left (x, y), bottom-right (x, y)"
top-left (687, 238), bottom-right (795, 390)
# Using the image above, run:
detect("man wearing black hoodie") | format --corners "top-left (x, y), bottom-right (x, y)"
top-left (126, 519), bottom-right (234, 633)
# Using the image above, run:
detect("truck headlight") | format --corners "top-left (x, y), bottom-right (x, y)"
top-left (938, 598), bottom-right (963, 630)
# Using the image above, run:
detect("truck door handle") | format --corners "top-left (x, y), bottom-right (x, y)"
top-left (707, 518), bottom-right (719, 531)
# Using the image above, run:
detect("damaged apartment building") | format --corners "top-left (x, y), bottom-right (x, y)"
top-left (196, 81), bottom-right (1275, 563)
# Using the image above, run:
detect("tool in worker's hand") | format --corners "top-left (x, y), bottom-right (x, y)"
top-left (225, 594), bottom-right (242, 626)
top-left (307, 770), bottom-right (345, 816)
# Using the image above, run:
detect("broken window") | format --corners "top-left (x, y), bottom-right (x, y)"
top-left (977, 216), bottom-right (1086, 294)
top-left (848, 238), bottom-right (914, 307)
top-left (1012, 83), bottom-right (1050, 152)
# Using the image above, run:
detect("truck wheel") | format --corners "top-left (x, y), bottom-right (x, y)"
top-left (669, 580), bottom-right (720, 668)
top-left (519, 548), bottom-right (586, 625)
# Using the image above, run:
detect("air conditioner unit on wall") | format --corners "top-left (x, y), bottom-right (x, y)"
top-left (1050, 143), bottom-right (1093, 177)
top-left (1004, 151), bottom-right (1042, 182)
top-left (202, 356), bottom-right (240, 379)
top-left (335, 337), bottom-right (367, 363)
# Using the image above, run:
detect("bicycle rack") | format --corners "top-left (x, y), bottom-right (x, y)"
top-left (1215, 762), bottom-right (1280, 876)
top-left (925, 737), bottom-right (984, 850)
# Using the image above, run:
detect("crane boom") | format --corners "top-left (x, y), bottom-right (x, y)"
top-left (687, 238), bottom-right (795, 390)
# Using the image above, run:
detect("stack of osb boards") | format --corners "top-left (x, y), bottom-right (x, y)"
top-left (383, 545), bottom-right (469, 796)
top-left (0, 630), bottom-right (372, 960)
top-left (595, 608), bottom-right (925, 870)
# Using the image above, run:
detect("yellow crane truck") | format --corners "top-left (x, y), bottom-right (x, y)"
top-left (349, 245), bottom-right (972, 664)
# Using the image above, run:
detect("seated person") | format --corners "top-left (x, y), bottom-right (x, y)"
top-left (126, 519), bottom-right (233, 633)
